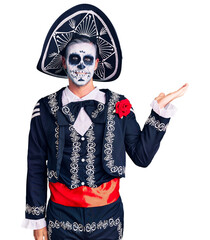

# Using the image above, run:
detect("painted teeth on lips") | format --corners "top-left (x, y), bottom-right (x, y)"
top-left (75, 71), bottom-right (88, 75)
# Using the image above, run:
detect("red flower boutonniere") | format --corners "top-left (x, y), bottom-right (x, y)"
top-left (113, 99), bottom-right (132, 119)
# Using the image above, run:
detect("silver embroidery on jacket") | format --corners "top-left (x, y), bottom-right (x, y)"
top-left (47, 217), bottom-right (123, 240)
top-left (48, 92), bottom-right (60, 158)
top-left (47, 169), bottom-right (58, 180)
top-left (69, 124), bottom-right (81, 189)
top-left (85, 124), bottom-right (97, 188)
top-left (145, 115), bottom-right (168, 132)
top-left (62, 105), bottom-right (75, 122)
top-left (91, 102), bottom-right (105, 118)
top-left (48, 93), bottom-right (59, 116)
top-left (25, 204), bottom-right (45, 216)
top-left (104, 92), bottom-right (125, 175)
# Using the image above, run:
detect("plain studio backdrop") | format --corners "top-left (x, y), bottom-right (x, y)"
top-left (0, 0), bottom-right (209, 239)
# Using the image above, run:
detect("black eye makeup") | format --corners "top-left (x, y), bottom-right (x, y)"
top-left (69, 54), bottom-right (81, 65)
top-left (83, 55), bottom-right (94, 65)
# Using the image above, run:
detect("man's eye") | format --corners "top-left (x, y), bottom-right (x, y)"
top-left (84, 56), bottom-right (94, 65)
top-left (69, 54), bottom-right (81, 65)
top-left (84, 57), bottom-right (91, 61)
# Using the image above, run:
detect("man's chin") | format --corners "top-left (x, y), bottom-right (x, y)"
top-left (78, 78), bottom-right (85, 82)
top-left (71, 78), bottom-right (91, 87)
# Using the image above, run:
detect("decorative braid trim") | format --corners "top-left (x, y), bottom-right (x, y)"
top-left (47, 169), bottom-right (58, 180)
top-left (104, 92), bottom-right (125, 175)
top-left (62, 105), bottom-right (75, 122)
top-left (85, 124), bottom-right (97, 188)
top-left (69, 124), bottom-right (81, 189)
top-left (25, 204), bottom-right (45, 216)
top-left (48, 92), bottom-right (60, 158)
top-left (91, 102), bottom-right (105, 118)
top-left (48, 217), bottom-right (123, 240)
top-left (145, 115), bottom-right (168, 132)
top-left (48, 93), bottom-right (59, 116)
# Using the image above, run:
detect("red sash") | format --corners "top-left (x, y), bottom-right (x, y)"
top-left (49, 178), bottom-right (120, 208)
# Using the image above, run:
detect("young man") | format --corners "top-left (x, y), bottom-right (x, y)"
top-left (22, 4), bottom-right (188, 240)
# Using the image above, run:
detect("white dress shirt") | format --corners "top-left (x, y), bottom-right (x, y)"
top-left (62, 86), bottom-right (106, 136)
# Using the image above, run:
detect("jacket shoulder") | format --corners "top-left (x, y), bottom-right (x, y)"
top-left (33, 87), bottom-right (65, 117)
top-left (112, 91), bottom-right (126, 101)
top-left (102, 88), bottom-right (127, 101)
top-left (41, 87), bottom-right (65, 103)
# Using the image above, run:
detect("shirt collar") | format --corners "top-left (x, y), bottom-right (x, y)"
top-left (62, 86), bottom-right (106, 106)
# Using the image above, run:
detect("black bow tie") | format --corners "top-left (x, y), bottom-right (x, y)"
top-left (57, 100), bottom-right (106, 125)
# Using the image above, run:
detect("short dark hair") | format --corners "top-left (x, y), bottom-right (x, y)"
top-left (61, 37), bottom-right (99, 59)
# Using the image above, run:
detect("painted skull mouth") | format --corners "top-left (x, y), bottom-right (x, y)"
top-left (70, 70), bottom-right (90, 75)
top-left (76, 72), bottom-right (87, 75)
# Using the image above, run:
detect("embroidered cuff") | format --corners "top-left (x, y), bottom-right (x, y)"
top-left (150, 99), bottom-right (177, 118)
top-left (145, 110), bottom-right (170, 132)
top-left (21, 218), bottom-right (46, 230)
top-left (25, 204), bottom-right (45, 216)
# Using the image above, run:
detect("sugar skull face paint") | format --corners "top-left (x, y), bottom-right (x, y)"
top-left (65, 42), bottom-right (97, 86)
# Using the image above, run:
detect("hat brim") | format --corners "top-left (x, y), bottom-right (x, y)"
top-left (37, 4), bottom-right (122, 82)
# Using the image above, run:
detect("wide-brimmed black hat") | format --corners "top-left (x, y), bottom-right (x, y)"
top-left (37, 4), bottom-right (122, 82)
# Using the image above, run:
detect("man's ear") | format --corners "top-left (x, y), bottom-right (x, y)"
top-left (62, 56), bottom-right (66, 69)
top-left (94, 58), bottom-right (99, 71)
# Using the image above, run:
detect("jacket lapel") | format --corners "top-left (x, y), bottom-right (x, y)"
top-left (101, 89), bottom-right (126, 177)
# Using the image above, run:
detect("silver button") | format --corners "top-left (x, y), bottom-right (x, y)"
top-left (81, 158), bottom-right (85, 162)
top-left (81, 182), bottom-right (85, 186)
top-left (81, 137), bottom-right (85, 141)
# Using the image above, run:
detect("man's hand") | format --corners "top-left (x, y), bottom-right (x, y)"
top-left (33, 227), bottom-right (48, 240)
top-left (155, 83), bottom-right (189, 109)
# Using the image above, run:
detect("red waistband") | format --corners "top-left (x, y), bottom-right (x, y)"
top-left (49, 178), bottom-right (120, 208)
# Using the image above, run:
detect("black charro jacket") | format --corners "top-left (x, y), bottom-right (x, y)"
top-left (25, 87), bottom-right (170, 219)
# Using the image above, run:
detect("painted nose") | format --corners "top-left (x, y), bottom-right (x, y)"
top-left (77, 63), bottom-right (85, 70)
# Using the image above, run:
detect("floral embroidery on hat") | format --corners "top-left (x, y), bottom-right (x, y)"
top-left (113, 99), bottom-right (132, 119)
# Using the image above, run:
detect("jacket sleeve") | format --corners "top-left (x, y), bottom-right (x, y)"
top-left (125, 105), bottom-right (171, 167)
top-left (24, 100), bottom-right (48, 224)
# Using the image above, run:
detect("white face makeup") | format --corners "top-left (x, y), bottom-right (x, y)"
top-left (65, 42), bottom-right (97, 86)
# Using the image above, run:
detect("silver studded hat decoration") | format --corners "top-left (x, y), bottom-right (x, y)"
top-left (37, 4), bottom-right (122, 82)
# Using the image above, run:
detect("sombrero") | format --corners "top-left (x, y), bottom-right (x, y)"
top-left (37, 4), bottom-right (122, 82)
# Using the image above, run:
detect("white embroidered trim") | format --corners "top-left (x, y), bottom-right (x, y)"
top-left (69, 124), bottom-right (81, 189)
top-left (31, 102), bottom-right (40, 119)
top-left (48, 93), bottom-right (59, 116)
top-left (85, 124), bottom-right (97, 188)
top-left (104, 92), bottom-right (125, 175)
top-left (31, 112), bottom-right (40, 119)
top-left (91, 102), bottom-right (105, 118)
top-left (33, 108), bottom-right (40, 113)
top-left (47, 169), bottom-right (58, 180)
top-left (21, 218), bottom-right (46, 230)
top-left (55, 121), bottom-right (59, 156)
top-left (25, 204), bottom-right (45, 216)
top-left (48, 92), bottom-right (60, 158)
top-left (145, 115), bottom-right (168, 132)
top-left (62, 105), bottom-right (75, 122)
top-left (47, 217), bottom-right (123, 240)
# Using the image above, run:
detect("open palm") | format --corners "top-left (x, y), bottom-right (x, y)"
top-left (155, 83), bottom-right (189, 109)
